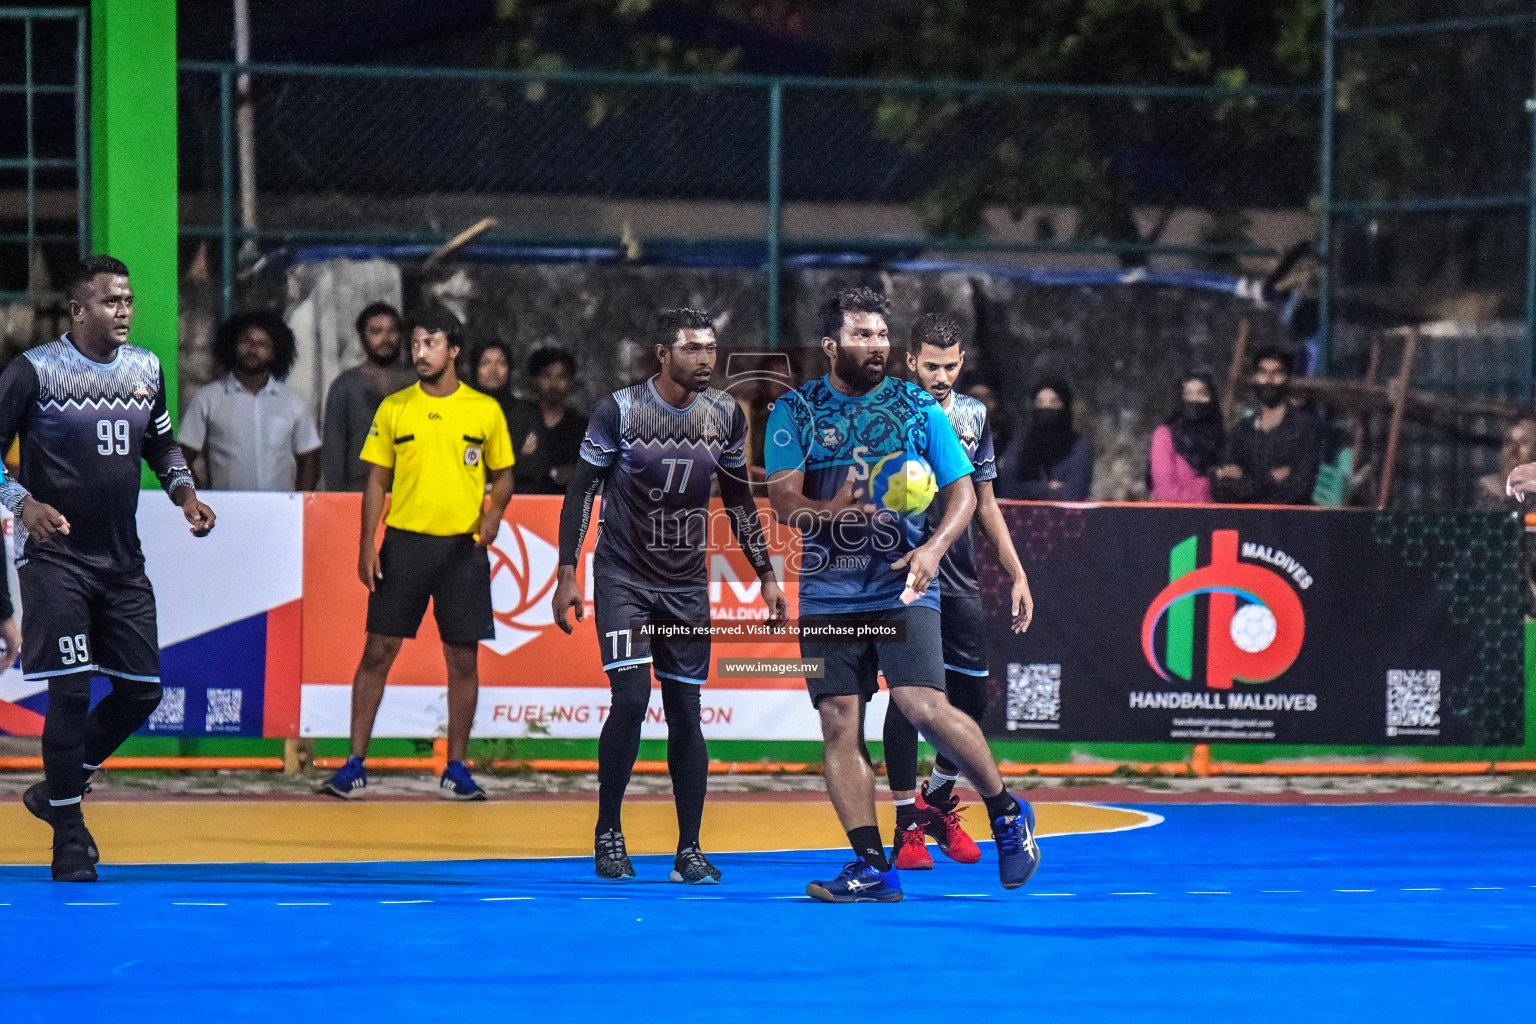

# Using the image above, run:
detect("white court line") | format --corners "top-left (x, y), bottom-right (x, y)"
top-left (381, 900), bottom-right (432, 904)
top-left (1113, 892), bottom-right (1157, 896)
top-left (1403, 887), bottom-right (1441, 891)
top-left (1262, 890), bottom-right (1302, 893)
top-left (1030, 892), bottom-right (1076, 897)
top-left (678, 897), bottom-right (723, 900)
top-left (1336, 889), bottom-right (1374, 893)
top-left (277, 902), bottom-right (329, 906)
top-left (481, 897), bottom-right (533, 901)
top-left (173, 902), bottom-right (227, 906)
top-left (580, 897), bottom-right (627, 900)
top-left (1469, 887), bottom-right (1505, 891)
top-left (1188, 891), bottom-right (1230, 895)
top-left (66, 902), bottom-right (117, 906)
top-left (943, 894), bottom-right (991, 898)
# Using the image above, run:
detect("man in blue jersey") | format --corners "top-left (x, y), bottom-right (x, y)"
top-left (0, 256), bottom-right (216, 882)
top-left (886, 313), bottom-right (1035, 871)
top-left (553, 308), bottom-right (787, 884)
top-left (765, 288), bottom-right (1039, 902)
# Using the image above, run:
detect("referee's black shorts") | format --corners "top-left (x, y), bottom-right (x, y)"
top-left (367, 527), bottom-right (493, 644)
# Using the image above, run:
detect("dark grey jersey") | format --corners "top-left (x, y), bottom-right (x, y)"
top-left (579, 378), bottom-right (749, 591)
top-left (930, 392), bottom-right (997, 597)
top-left (0, 335), bottom-right (193, 574)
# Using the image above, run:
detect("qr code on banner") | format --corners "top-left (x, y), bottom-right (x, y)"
top-left (1386, 669), bottom-right (1441, 736)
top-left (205, 688), bottom-right (243, 732)
top-left (1006, 663), bottom-right (1061, 730)
top-left (146, 686), bottom-right (185, 731)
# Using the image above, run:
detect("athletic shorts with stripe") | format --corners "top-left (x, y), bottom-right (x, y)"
top-left (940, 592), bottom-right (989, 679)
top-left (19, 557), bottom-right (160, 683)
top-left (594, 578), bottom-right (711, 684)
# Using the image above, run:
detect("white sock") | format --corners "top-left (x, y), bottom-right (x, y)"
top-left (892, 797), bottom-right (916, 808)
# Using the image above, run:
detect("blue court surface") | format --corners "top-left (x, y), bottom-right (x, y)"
top-left (2, 803), bottom-right (1533, 1023)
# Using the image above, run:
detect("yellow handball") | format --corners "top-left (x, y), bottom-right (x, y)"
top-left (869, 453), bottom-right (938, 516)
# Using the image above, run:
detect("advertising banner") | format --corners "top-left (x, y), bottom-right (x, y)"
top-left (297, 494), bottom-right (892, 741)
top-left (0, 493), bottom-right (303, 738)
top-left (979, 504), bottom-right (1526, 746)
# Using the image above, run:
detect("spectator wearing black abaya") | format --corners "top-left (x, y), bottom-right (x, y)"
top-left (997, 378), bottom-right (1094, 500)
top-left (1149, 370), bottom-right (1224, 503)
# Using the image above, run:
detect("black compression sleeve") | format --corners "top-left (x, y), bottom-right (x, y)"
top-left (558, 457), bottom-right (607, 566)
top-left (717, 471), bottom-right (774, 578)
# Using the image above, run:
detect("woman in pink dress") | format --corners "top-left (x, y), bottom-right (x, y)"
top-left (1150, 370), bottom-right (1224, 503)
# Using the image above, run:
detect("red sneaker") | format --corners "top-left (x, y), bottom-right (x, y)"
top-left (920, 783), bottom-right (982, 864)
top-left (892, 820), bottom-right (934, 870)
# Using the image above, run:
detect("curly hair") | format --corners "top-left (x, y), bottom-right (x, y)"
top-left (818, 287), bottom-right (890, 343)
top-left (214, 311), bottom-right (298, 380)
top-left (908, 312), bottom-right (963, 354)
top-left (527, 346), bottom-right (576, 379)
top-left (654, 307), bottom-right (716, 348)
top-left (354, 301), bottom-right (401, 339)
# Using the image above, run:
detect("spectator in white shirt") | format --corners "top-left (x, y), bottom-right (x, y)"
top-left (180, 311), bottom-right (321, 491)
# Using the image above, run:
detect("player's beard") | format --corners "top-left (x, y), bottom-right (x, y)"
top-left (416, 362), bottom-right (446, 385)
top-left (834, 345), bottom-right (886, 393)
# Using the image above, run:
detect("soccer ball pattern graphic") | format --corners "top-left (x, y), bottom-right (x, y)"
top-left (1229, 602), bottom-right (1278, 654)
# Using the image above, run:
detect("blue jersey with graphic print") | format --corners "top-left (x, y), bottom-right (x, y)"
top-left (579, 378), bottom-right (749, 591)
top-left (764, 374), bottom-right (972, 614)
top-left (931, 392), bottom-right (997, 597)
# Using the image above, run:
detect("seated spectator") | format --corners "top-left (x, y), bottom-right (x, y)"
top-left (470, 339), bottom-right (539, 464)
top-left (513, 347), bottom-right (585, 494)
top-left (998, 377), bottom-right (1094, 500)
top-left (1213, 345), bottom-right (1320, 505)
top-left (1150, 370), bottom-right (1224, 503)
top-left (321, 302), bottom-right (415, 491)
top-left (1474, 416), bottom-right (1536, 511)
top-left (181, 311), bottom-right (321, 491)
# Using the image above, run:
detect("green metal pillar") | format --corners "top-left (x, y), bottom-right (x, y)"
top-left (90, 0), bottom-right (179, 422)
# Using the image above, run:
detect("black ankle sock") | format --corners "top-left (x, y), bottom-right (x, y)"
top-left (926, 778), bottom-right (957, 807)
top-left (982, 789), bottom-right (1020, 822)
top-left (848, 826), bottom-right (890, 871)
top-left (894, 800), bottom-right (919, 832)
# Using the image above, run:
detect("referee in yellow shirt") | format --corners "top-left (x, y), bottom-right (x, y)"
top-left (319, 305), bottom-right (515, 801)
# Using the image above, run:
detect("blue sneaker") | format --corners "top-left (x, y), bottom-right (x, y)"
top-left (318, 756), bottom-right (367, 800)
top-left (992, 797), bottom-right (1041, 890)
top-left (806, 859), bottom-right (903, 903)
top-left (438, 760), bottom-right (487, 801)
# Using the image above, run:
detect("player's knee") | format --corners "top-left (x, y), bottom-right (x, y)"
top-left (661, 681), bottom-right (701, 724)
top-left (607, 668), bottom-right (651, 721)
top-left (359, 635), bottom-right (402, 672)
top-left (891, 687), bottom-right (943, 730)
top-left (815, 695), bottom-right (861, 739)
top-left (117, 678), bottom-right (163, 710)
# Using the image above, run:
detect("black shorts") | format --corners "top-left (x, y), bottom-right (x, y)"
top-left (19, 558), bottom-right (159, 684)
top-left (801, 604), bottom-right (945, 705)
top-left (366, 528), bottom-right (493, 644)
top-left (594, 579), bottom-right (711, 684)
top-left (941, 592), bottom-right (990, 678)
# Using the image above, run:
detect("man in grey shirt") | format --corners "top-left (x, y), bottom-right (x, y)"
top-left (321, 302), bottom-right (415, 491)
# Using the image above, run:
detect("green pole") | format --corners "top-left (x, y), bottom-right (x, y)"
top-left (90, 0), bottom-right (180, 445)
top-left (766, 81), bottom-right (783, 348)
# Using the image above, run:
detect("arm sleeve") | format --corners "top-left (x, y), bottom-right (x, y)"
top-left (144, 365), bottom-right (195, 497)
top-left (577, 396), bottom-right (621, 469)
top-left (0, 357), bottom-right (38, 515)
top-left (720, 402), bottom-right (748, 470)
top-left (359, 400), bottom-right (396, 469)
top-left (557, 456), bottom-right (608, 567)
top-left (483, 402), bottom-right (515, 472)
top-left (177, 386), bottom-right (209, 450)
top-left (320, 377), bottom-right (349, 491)
top-left (762, 397), bottom-right (805, 477)
top-left (0, 561), bottom-right (10, 620)
top-left (923, 403), bottom-right (973, 488)
top-left (717, 469), bottom-right (774, 577)
top-left (972, 412), bottom-right (997, 483)
top-left (292, 398), bottom-right (322, 456)
top-left (1053, 437), bottom-right (1094, 501)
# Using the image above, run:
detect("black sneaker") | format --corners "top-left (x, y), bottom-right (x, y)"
top-left (24, 783), bottom-right (99, 864)
top-left (595, 829), bottom-right (636, 881)
top-left (51, 819), bottom-right (98, 883)
top-left (669, 844), bottom-right (722, 885)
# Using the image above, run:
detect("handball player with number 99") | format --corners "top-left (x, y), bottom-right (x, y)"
top-left (0, 256), bottom-right (216, 882)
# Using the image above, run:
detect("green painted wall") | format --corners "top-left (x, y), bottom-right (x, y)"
top-left (90, 0), bottom-right (179, 475)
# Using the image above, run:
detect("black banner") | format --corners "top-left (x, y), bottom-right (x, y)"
top-left (977, 506), bottom-right (1526, 746)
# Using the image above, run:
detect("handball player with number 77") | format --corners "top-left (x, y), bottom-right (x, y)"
top-left (552, 308), bottom-right (787, 884)
top-left (0, 256), bottom-right (216, 882)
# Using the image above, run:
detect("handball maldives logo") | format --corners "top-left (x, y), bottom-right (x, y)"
top-left (1140, 530), bottom-right (1306, 689)
top-left (484, 520), bottom-right (561, 655)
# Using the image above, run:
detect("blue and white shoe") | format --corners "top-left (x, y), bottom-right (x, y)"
top-left (318, 756), bottom-right (367, 800)
top-left (806, 859), bottom-right (904, 903)
top-left (992, 797), bottom-right (1041, 890)
top-left (438, 760), bottom-right (487, 801)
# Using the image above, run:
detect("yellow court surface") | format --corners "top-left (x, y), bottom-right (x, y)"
top-left (0, 797), bottom-right (1157, 865)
